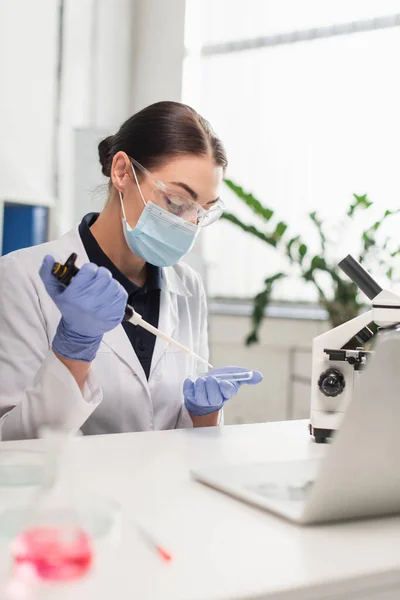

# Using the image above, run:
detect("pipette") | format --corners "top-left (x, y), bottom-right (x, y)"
top-left (135, 522), bottom-right (172, 563)
top-left (51, 254), bottom-right (213, 370)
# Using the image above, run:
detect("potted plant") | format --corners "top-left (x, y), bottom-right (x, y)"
top-left (222, 180), bottom-right (400, 345)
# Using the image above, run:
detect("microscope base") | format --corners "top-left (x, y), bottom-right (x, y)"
top-left (308, 423), bottom-right (333, 444)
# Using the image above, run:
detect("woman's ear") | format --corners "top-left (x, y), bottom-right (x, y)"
top-left (110, 152), bottom-right (132, 192)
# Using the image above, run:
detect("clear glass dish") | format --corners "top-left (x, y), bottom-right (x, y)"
top-left (0, 450), bottom-right (45, 488)
top-left (0, 450), bottom-right (46, 538)
top-left (0, 440), bottom-right (121, 592)
top-left (0, 445), bottom-right (121, 542)
top-left (0, 490), bottom-right (121, 543)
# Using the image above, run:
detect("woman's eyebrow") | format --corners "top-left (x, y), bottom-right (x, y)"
top-left (169, 181), bottom-right (198, 200)
top-left (169, 182), bottom-right (219, 205)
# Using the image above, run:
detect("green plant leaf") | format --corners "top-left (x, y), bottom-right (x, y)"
top-left (310, 255), bottom-right (327, 270)
top-left (246, 332), bottom-right (259, 345)
top-left (309, 212), bottom-right (326, 251)
top-left (298, 243), bottom-right (307, 263)
top-left (221, 185), bottom-right (397, 344)
top-left (372, 220), bottom-right (381, 231)
top-left (272, 221), bottom-right (288, 242)
top-left (286, 235), bottom-right (300, 261)
top-left (362, 231), bottom-right (375, 253)
top-left (385, 208), bottom-right (400, 217)
top-left (359, 207), bottom-right (400, 261)
top-left (382, 238), bottom-right (389, 251)
top-left (347, 193), bottom-right (372, 217)
top-left (221, 213), bottom-right (279, 247)
top-left (224, 179), bottom-right (274, 222)
top-left (302, 255), bottom-right (344, 294)
top-left (246, 273), bottom-right (286, 345)
top-left (264, 272), bottom-right (286, 285)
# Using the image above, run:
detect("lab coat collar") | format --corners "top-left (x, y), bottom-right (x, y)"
top-left (59, 226), bottom-right (89, 266)
top-left (150, 285), bottom-right (180, 377)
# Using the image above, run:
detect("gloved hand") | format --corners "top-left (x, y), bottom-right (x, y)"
top-left (40, 255), bottom-right (128, 362)
top-left (183, 366), bottom-right (263, 417)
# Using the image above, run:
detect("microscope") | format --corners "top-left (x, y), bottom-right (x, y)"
top-left (309, 255), bottom-right (400, 443)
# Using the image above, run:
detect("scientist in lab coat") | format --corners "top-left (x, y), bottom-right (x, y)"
top-left (0, 101), bottom-right (262, 440)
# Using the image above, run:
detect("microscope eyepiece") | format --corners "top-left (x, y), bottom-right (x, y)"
top-left (338, 255), bottom-right (382, 301)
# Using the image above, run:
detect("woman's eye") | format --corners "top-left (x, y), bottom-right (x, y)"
top-left (163, 195), bottom-right (184, 214)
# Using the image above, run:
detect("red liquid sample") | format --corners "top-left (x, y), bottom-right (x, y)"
top-left (12, 527), bottom-right (93, 582)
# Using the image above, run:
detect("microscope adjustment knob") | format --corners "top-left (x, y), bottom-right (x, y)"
top-left (318, 368), bottom-right (345, 397)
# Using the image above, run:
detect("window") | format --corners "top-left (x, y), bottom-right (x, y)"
top-left (183, 0), bottom-right (400, 301)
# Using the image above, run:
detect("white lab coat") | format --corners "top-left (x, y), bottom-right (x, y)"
top-left (0, 226), bottom-right (209, 440)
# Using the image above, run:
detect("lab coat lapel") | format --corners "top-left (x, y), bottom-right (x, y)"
top-left (102, 325), bottom-right (149, 391)
top-left (150, 287), bottom-right (179, 373)
top-left (150, 266), bottom-right (192, 374)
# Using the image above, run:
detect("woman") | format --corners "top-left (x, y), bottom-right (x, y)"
top-left (0, 101), bottom-right (262, 440)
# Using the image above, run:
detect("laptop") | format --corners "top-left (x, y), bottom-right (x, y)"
top-left (192, 333), bottom-right (400, 525)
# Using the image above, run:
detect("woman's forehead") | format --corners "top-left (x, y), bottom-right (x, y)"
top-left (153, 155), bottom-right (223, 197)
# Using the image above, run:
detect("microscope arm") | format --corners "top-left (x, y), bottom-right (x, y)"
top-left (313, 309), bottom-right (373, 356)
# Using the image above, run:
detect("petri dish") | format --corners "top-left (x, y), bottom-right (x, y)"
top-left (194, 370), bottom-right (254, 382)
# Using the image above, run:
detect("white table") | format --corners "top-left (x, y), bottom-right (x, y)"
top-left (2, 420), bottom-right (400, 600)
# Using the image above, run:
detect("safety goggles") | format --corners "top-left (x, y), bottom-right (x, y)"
top-left (130, 158), bottom-right (225, 228)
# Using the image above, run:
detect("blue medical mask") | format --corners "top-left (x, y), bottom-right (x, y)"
top-left (119, 165), bottom-right (199, 268)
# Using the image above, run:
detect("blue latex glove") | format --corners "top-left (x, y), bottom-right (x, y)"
top-left (183, 366), bottom-right (263, 417)
top-left (39, 255), bottom-right (128, 362)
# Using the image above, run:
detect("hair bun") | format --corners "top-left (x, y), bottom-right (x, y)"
top-left (98, 135), bottom-right (114, 177)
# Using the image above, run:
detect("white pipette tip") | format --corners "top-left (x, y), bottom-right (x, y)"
top-left (127, 307), bottom-right (213, 369)
top-left (188, 351), bottom-right (213, 370)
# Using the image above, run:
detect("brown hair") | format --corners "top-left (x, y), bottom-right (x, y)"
top-left (98, 101), bottom-right (227, 177)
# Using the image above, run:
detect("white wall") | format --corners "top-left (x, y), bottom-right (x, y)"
top-left (0, 0), bottom-right (59, 248)
top-left (0, 0), bottom-right (189, 246)
top-left (68, 0), bottom-right (188, 232)
top-left (58, 0), bottom-right (135, 235)
top-left (131, 0), bottom-right (186, 112)
top-left (0, 0), bottom-right (58, 205)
